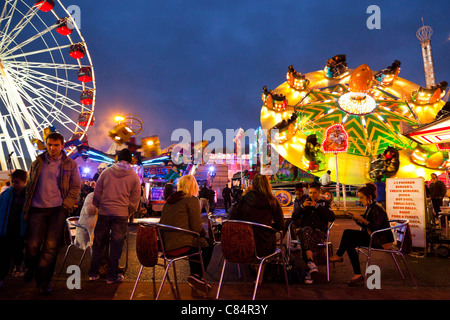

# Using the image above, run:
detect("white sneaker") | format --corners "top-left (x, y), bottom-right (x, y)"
top-left (307, 261), bottom-right (318, 273)
top-left (107, 274), bottom-right (124, 284)
top-left (89, 275), bottom-right (99, 281)
top-left (304, 272), bottom-right (313, 284)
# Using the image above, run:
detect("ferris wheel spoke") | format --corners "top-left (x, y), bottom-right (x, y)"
top-left (0, 67), bottom-right (42, 138)
top-left (0, 0), bottom-right (19, 47)
top-left (1, 22), bottom-right (58, 56)
top-left (7, 60), bottom-right (81, 71)
top-left (0, 4), bottom-right (40, 53)
top-left (3, 43), bottom-right (72, 60)
top-left (7, 63), bottom-right (87, 92)
top-left (15, 77), bottom-right (89, 118)
top-left (0, 1), bottom-right (95, 170)
top-left (6, 70), bottom-right (86, 118)
top-left (19, 93), bottom-right (78, 134)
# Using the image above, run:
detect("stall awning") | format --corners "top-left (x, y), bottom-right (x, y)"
top-left (404, 116), bottom-right (450, 145)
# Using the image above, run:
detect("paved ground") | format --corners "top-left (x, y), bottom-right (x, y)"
top-left (0, 207), bottom-right (449, 306)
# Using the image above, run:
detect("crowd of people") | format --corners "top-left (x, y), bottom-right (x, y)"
top-left (0, 131), bottom-right (449, 295)
top-left (0, 133), bottom-right (141, 294)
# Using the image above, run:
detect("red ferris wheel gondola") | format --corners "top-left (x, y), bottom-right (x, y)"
top-left (69, 43), bottom-right (86, 59)
top-left (56, 17), bottom-right (73, 36)
top-left (80, 89), bottom-right (94, 105)
top-left (78, 67), bottom-right (93, 82)
top-left (78, 111), bottom-right (95, 126)
top-left (35, 0), bottom-right (55, 12)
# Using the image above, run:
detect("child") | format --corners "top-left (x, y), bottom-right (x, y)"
top-left (0, 169), bottom-right (27, 287)
top-left (290, 184), bottom-right (308, 253)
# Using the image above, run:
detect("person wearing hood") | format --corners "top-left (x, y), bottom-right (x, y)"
top-left (159, 175), bottom-right (213, 292)
top-left (88, 148), bottom-right (141, 284)
top-left (229, 174), bottom-right (284, 257)
top-left (291, 181), bottom-right (335, 274)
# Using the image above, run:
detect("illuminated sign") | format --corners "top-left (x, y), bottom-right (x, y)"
top-left (322, 124), bottom-right (349, 153)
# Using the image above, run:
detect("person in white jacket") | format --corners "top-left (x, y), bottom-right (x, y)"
top-left (74, 192), bottom-right (97, 250)
top-left (88, 148), bottom-right (140, 284)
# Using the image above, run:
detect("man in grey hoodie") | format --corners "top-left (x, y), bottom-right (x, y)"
top-left (88, 148), bottom-right (141, 284)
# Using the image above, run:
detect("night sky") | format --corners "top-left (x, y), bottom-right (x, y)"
top-left (76, 0), bottom-right (449, 152)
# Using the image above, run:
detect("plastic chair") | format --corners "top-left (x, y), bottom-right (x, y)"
top-left (215, 220), bottom-right (289, 300)
top-left (130, 222), bottom-right (209, 300)
top-left (358, 219), bottom-right (417, 287)
top-left (58, 216), bottom-right (91, 275)
top-left (287, 220), bottom-right (335, 281)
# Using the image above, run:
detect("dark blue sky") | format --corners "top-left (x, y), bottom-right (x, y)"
top-left (78, 0), bottom-right (450, 151)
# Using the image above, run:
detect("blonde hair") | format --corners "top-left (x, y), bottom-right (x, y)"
top-left (177, 175), bottom-right (199, 197)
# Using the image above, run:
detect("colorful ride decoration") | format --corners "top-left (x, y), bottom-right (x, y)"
top-left (141, 136), bottom-right (161, 157)
top-left (304, 134), bottom-right (325, 171)
top-left (109, 123), bottom-right (135, 145)
top-left (322, 124), bottom-right (349, 154)
top-left (260, 54), bottom-right (447, 185)
top-left (287, 65), bottom-right (310, 91)
top-left (262, 86), bottom-right (287, 112)
top-left (274, 190), bottom-right (292, 207)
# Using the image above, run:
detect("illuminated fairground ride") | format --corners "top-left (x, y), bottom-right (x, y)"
top-left (260, 55), bottom-right (448, 186)
top-left (0, 1), bottom-right (96, 170)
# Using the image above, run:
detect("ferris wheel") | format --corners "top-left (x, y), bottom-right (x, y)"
top-left (0, 0), bottom-right (96, 170)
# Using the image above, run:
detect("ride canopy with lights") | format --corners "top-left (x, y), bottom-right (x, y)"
top-left (260, 55), bottom-right (448, 186)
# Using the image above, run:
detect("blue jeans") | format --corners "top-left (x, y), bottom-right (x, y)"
top-left (25, 206), bottom-right (67, 286)
top-left (89, 215), bottom-right (128, 281)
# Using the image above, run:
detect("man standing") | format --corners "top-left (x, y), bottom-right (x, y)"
top-left (429, 173), bottom-right (447, 221)
top-left (207, 186), bottom-right (216, 213)
top-left (24, 132), bottom-right (81, 295)
top-left (222, 184), bottom-right (232, 213)
top-left (199, 183), bottom-right (209, 214)
top-left (92, 167), bottom-right (103, 182)
top-left (319, 170), bottom-right (331, 187)
top-left (88, 148), bottom-right (140, 284)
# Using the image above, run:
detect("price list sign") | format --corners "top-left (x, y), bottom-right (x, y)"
top-left (386, 178), bottom-right (426, 249)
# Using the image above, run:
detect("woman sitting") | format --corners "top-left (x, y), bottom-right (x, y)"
top-left (229, 174), bottom-right (284, 257)
top-left (159, 175), bottom-right (213, 291)
top-left (330, 182), bottom-right (394, 285)
top-left (291, 181), bottom-right (335, 274)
